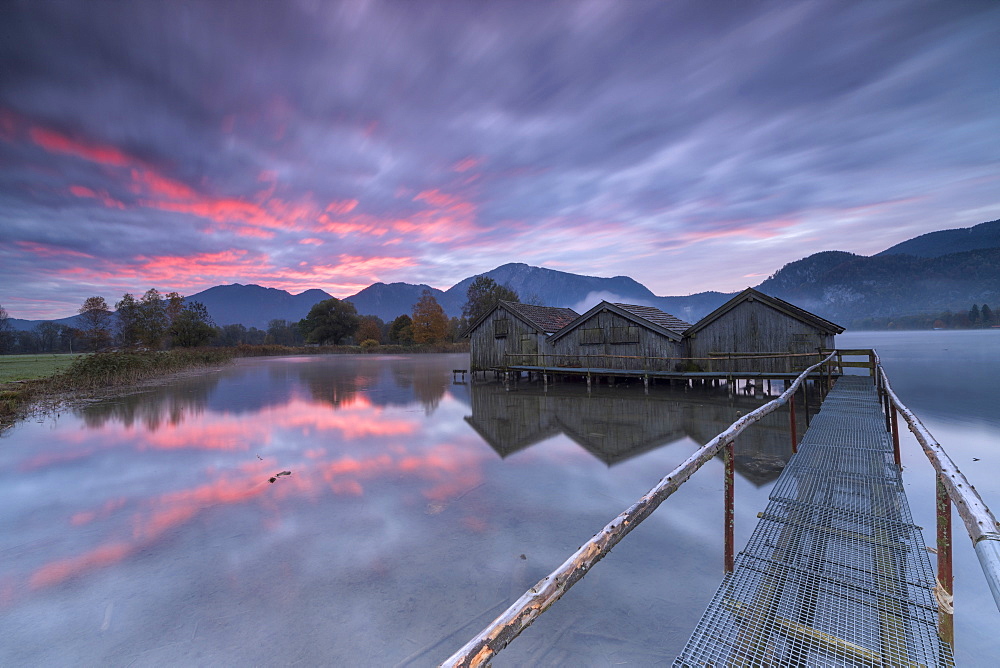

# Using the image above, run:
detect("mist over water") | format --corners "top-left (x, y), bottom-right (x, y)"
top-left (1, 335), bottom-right (997, 664)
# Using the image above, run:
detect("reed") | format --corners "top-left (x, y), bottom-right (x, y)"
top-left (47, 348), bottom-right (235, 391)
top-left (232, 342), bottom-right (469, 357)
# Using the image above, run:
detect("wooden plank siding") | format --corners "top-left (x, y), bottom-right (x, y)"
top-left (468, 304), bottom-right (549, 372)
top-left (686, 299), bottom-right (836, 373)
top-left (549, 306), bottom-right (687, 371)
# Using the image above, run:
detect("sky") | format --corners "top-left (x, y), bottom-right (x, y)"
top-left (1, 1), bottom-right (998, 320)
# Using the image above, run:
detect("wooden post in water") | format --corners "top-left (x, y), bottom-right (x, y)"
top-left (724, 438), bottom-right (735, 573)
top-left (936, 474), bottom-right (955, 646)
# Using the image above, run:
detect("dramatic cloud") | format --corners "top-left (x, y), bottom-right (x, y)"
top-left (1, 0), bottom-right (998, 318)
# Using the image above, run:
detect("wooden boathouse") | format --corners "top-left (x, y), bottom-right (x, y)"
top-left (547, 301), bottom-right (691, 371)
top-left (465, 301), bottom-right (578, 373)
top-left (685, 288), bottom-right (845, 373)
top-left (466, 289), bottom-right (844, 386)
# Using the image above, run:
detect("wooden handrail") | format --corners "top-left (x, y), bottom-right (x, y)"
top-left (876, 357), bottom-right (1000, 612)
top-left (440, 352), bottom-right (838, 668)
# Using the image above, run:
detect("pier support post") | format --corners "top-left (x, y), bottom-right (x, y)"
top-left (724, 438), bottom-right (735, 573)
top-left (936, 474), bottom-right (955, 646)
top-left (789, 393), bottom-right (798, 454)
top-left (643, 375), bottom-right (649, 394)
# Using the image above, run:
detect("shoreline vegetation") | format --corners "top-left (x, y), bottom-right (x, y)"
top-left (0, 342), bottom-right (470, 430)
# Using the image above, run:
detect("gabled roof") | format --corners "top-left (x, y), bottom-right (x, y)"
top-left (504, 301), bottom-right (580, 334)
top-left (611, 303), bottom-right (691, 335)
top-left (685, 288), bottom-right (845, 335)
top-left (464, 300), bottom-right (579, 337)
top-left (549, 301), bottom-right (691, 343)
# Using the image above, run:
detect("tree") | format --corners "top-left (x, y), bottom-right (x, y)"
top-left (969, 304), bottom-right (981, 327)
top-left (79, 296), bottom-right (113, 351)
top-left (115, 293), bottom-right (142, 348)
top-left (357, 315), bottom-right (384, 344)
top-left (35, 321), bottom-right (60, 352)
top-left (412, 290), bottom-right (448, 343)
top-left (164, 291), bottom-right (184, 325)
top-left (981, 304), bottom-right (994, 327)
top-left (266, 319), bottom-right (302, 346)
top-left (59, 325), bottom-right (82, 353)
top-left (388, 314), bottom-right (413, 344)
top-left (170, 302), bottom-right (217, 347)
top-left (0, 303), bottom-right (12, 353)
top-left (462, 275), bottom-right (519, 325)
top-left (138, 288), bottom-right (168, 348)
top-left (216, 323), bottom-right (248, 347)
top-left (297, 298), bottom-right (360, 345)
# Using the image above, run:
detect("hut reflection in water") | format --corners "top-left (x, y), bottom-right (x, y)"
top-left (465, 379), bottom-right (798, 485)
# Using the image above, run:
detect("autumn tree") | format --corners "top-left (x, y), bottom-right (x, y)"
top-left (79, 296), bottom-right (113, 350)
top-left (165, 291), bottom-right (185, 325)
top-left (388, 314), bottom-right (413, 344)
top-left (357, 315), bottom-right (383, 344)
top-left (297, 298), bottom-right (360, 345)
top-left (462, 275), bottom-right (519, 325)
top-left (412, 290), bottom-right (448, 343)
top-left (170, 302), bottom-right (217, 347)
top-left (115, 293), bottom-right (142, 348)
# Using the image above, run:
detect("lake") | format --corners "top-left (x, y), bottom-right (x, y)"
top-left (1, 331), bottom-right (997, 665)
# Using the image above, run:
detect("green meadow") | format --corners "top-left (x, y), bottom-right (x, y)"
top-left (0, 353), bottom-right (86, 383)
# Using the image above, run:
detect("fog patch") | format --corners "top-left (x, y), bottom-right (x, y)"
top-left (571, 291), bottom-right (655, 314)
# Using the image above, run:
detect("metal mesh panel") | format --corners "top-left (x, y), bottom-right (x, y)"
top-left (675, 376), bottom-right (953, 666)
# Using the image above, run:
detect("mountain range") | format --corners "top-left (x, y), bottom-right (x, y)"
top-left (9, 218), bottom-right (999, 331)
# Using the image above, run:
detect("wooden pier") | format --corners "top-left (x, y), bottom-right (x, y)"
top-left (675, 375), bottom-right (953, 665)
top-left (441, 351), bottom-right (1000, 667)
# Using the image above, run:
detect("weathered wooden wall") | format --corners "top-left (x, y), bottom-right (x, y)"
top-left (686, 300), bottom-right (835, 373)
top-left (549, 309), bottom-right (686, 371)
top-left (468, 305), bottom-right (548, 371)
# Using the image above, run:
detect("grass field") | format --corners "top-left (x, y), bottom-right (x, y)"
top-left (0, 354), bottom-right (87, 383)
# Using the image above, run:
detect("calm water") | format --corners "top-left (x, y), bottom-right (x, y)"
top-left (2, 334), bottom-right (998, 665)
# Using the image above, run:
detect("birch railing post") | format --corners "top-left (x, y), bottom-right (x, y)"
top-left (724, 438), bottom-right (735, 573)
top-left (440, 352), bottom-right (837, 668)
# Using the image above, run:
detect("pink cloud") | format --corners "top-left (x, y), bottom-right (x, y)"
top-left (29, 127), bottom-right (131, 167)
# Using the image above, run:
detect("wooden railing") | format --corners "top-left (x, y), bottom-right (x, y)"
top-left (503, 350), bottom-right (843, 374)
top-left (873, 352), bottom-right (1000, 645)
top-left (440, 352), bottom-right (838, 667)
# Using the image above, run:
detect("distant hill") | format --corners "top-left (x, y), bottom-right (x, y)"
top-left (344, 282), bottom-right (444, 322)
top-left (756, 247), bottom-right (1000, 324)
top-left (8, 219), bottom-right (999, 332)
top-left (184, 284), bottom-right (334, 330)
top-left (876, 219), bottom-right (1000, 258)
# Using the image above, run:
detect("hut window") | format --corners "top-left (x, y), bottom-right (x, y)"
top-left (579, 328), bottom-right (603, 345)
top-left (494, 319), bottom-right (508, 338)
top-left (610, 326), bottom-right (639, 344)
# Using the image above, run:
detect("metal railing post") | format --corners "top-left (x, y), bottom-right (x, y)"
top-left (937, 474), bottom-right (955, 645)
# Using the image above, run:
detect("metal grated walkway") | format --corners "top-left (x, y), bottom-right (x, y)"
top-left (675, 376), bottom-right (954, 666)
